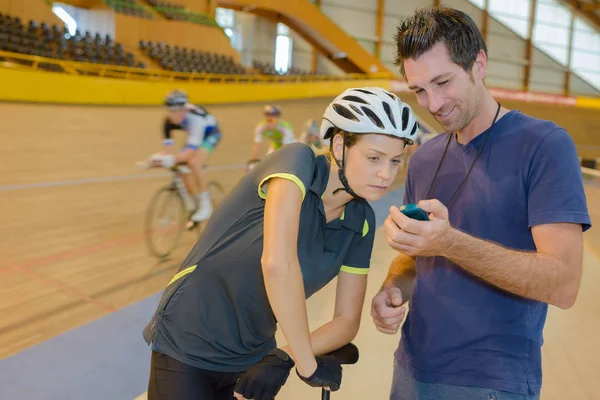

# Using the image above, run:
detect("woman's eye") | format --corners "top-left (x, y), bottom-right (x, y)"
top-left (368, 157), bottom-right (379, 163)
top-left (391, 159), bottom-right (401, 166)
top-left (438, 80), bottom-right (449, 86)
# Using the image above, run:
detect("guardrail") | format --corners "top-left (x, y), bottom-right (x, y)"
top-left (0, 49), bottom-right (376, 83)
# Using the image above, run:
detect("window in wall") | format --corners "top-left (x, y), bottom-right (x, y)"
top-left (532, 0), bottom-right (570, 65)
top-left (467, 0), bottom-right (486, 8)
top-left (275, 23), bottom-right (292, 73)
top-left (468, 0), bottom-right (599, 91)
top-left (216, 8), bottom-right (235, 42)
top-left (488, 0), bottom-right (531, 39)
top-left (571, 18), bottom-right (600, 90)
top-left (52, 4), bottom-right (77, 37)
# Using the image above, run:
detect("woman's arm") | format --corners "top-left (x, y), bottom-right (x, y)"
top-left (283, 272), bottom-right (367, 357)
top-left (262, 177), bottom-right (317, 377)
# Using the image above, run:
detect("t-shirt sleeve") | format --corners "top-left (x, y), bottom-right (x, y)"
top-left (340, 205), bottom-right (376, 275)
top-left (527, 128), bottom-right (591, 231)
top-left (255, 143), bottom-right (316, 202)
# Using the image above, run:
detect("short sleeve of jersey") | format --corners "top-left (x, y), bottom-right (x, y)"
top-left (254, 122), bottom-right (265, 143)
top-left (280, 122), bottom-right (297, 145)
top-left (340, 204), bottom-right (376, 275)
top-left (255, 143), bottom-right (316, 202)
top-left (186, 113), bottom-right (209, 149)
top-left (527, 128), bottom-right (591, 231)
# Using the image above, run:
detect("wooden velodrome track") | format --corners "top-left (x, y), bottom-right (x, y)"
top-left (0, 97), bottom-right (599, 399)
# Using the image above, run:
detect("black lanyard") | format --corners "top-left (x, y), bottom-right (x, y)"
top-left (425, 102), bottom-right (502, 208)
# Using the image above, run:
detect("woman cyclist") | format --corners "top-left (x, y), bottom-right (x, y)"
top-left (143, 87), bottom-right (419, 400)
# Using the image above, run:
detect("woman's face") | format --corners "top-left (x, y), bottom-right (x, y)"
top-left (333, 134), bottom-right (405, 201)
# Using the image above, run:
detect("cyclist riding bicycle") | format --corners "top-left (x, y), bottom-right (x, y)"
top-left (149, 89), bottom-right (222, 223)
top-left (143, 87), bottom-right (419, 400)
top-left (250, 105), bottom-right (297, 160)
top-left (299, 119), bottom-right (329, 150)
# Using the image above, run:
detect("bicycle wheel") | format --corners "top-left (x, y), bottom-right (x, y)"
top-left (207, 180), bottom-right (225, 207)
top-left (144, 185), bottom-right (187, 259)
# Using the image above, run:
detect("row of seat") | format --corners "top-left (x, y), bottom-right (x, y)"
top-left (0, 12), bottom-right (144, 70)
top-left (0, 13), bottom-right (317, 76)
top-left (140, 40), bottom-right (247, 74)
top-left (253, 60), bottom-right (314, 76)
top-left (104, 0), bottom-right (155, 20)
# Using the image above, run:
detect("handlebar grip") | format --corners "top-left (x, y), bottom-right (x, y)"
top-left (321, 343), bottom-right (359, 365)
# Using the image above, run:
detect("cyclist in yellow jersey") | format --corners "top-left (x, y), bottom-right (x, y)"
top-left (250, 105), bottom-right (297, 160)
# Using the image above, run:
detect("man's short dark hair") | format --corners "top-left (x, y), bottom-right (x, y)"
top-left (395, 6), bottom-right (487, 78)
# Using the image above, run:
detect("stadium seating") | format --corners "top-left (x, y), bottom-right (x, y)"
top-left (0, 12), bottom-right (145, 71)
top-left (140, 40), bottom-right (246, 74)
top-left (145, 0), bottom-right (218, 27)
top-left (104, 0), bottom-right (155, 20)
top-left (253, 60), bottom-right (312, 76)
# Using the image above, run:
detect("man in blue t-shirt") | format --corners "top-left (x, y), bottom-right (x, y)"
top-left (371, 6), bottom-right (591, 400)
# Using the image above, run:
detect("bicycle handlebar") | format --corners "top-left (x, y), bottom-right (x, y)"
top-left (321, 343), bottom-right (359, 365)
top-left (319, 343), bottom-right (359, 400)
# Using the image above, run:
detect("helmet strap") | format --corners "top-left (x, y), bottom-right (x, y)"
top-left (331, 134), bottom-right (363, 200)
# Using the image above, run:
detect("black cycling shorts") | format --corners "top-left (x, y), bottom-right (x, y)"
top-left (148, 351), bottom-right (243, 400)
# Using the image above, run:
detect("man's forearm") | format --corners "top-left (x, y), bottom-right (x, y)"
top-left (381, 253), bottom-right (416, 304)
top-left (443, 228), bottom-right (573, 308)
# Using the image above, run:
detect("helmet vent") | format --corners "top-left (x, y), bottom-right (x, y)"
top-left (342, 95), bottom-right (368, 104)
top-left (382, 101), bottom-right (396, 129)
top-left (324, 126), bottom-right (335, 139)
top-left (410, 121), bottom-right (418, 136)
top-left (355, 89), bottom-right (375, 95)
top-left (402, 107), bottom-right (410, 131)
top-left (332, 104), bottom-right (359, 122)
top-left (361, 106), bottom-right (384, 129)
top-left (349, 104), bottom-right (364, 115)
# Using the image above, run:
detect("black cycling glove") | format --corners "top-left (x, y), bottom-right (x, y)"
top-left (296, 355), bottom-right (343, 391)
top-left (234, 348), bottom-right (295, 400)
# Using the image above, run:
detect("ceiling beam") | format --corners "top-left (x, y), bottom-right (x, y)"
top-left (561, 0), bottom-right (600, 29)
top-left (581, 3), bottom-right (600, 11)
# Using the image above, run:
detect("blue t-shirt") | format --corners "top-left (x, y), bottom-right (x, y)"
top-left (396, 110), bottom-right (591, 395)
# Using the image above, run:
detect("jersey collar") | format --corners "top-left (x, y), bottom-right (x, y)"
top-left (312, 155), bottom-right (366, 234)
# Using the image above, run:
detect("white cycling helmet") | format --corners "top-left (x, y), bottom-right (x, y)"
top-left (165, 89), bottom-right (188, 110)
top-left (320, 87), bottom-right (418, 144)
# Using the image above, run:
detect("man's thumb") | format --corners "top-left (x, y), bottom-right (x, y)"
top-left (389, 288), bottom-right (403, 307)
top-left (418, 199), bottom-right (448, 220)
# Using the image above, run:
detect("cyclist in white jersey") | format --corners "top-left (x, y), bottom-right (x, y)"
top-left (150, 90), bottom-right (222, 222)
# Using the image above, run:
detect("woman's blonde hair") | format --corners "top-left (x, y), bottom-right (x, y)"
top-left (314, 129), bottom-right (361, 161)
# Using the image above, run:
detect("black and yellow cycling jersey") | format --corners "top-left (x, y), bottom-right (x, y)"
top-left (143, 143), bottom-right (375, 372)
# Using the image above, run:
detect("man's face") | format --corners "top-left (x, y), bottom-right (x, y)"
top-left (265, 116), bottom-right (279, 129)
top-left (404, 42), bottom-right (485, 132)
top-left (167, 109), bottom-right (186, 124)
